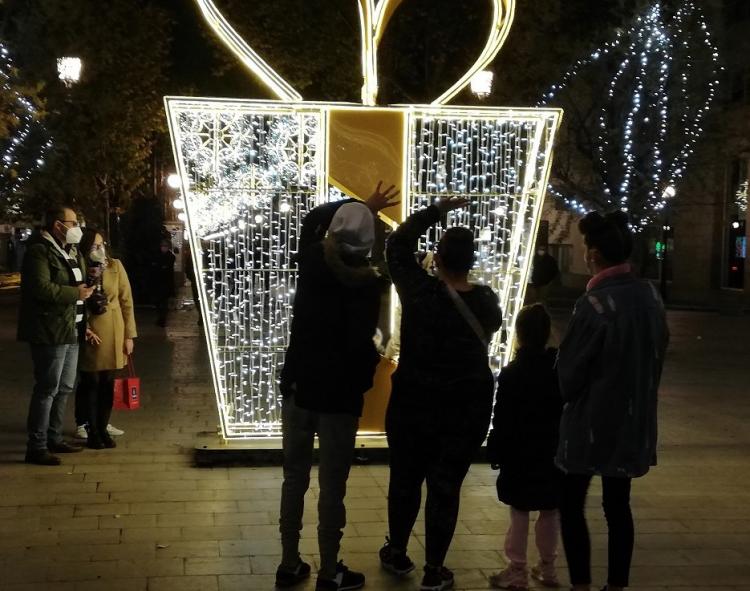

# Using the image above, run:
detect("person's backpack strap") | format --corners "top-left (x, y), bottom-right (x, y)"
top-left (444, 282), bottom-right (489, 348)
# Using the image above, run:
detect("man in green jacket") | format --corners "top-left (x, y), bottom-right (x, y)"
top-left (18, 205), bottom-right (94, 465)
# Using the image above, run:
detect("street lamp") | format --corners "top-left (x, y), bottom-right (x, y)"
top-left (57, 57), bottom-right (82, 87)
top-left (470, 69), bottom-right (494, 99)
top-left (167, 173), bottom-right (181, 189)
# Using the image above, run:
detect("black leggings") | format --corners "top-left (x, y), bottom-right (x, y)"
top-left (77, 370), bottom-right (115, 440)
top-left (560, 473), bottom-right (634, 587)
top-left (385, 391), bottom-right (491, 567)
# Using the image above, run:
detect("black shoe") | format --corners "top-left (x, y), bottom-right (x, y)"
top-left (48, 441), bottom-right (84, 453)
top-left (101, 434), bottom-right (117, 449)
top-left (275, 560), bottom-right (311, 588)
top-left (25, 450), bottom-right (61, 465)
top-left (315, 561), bottom-right (365, 591)
top-left (421, 565), bottom-right (454, 591)
top-left (379, 537), bottom-right (415, 576)
top-left (87, 437), bottom-right (105, 450)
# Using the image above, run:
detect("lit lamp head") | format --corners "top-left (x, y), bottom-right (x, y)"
top-left (57, 57), bottom-right (82, 87)
top-left (470, 70), bottom-right (494, 99)
top-left (167, 173), bottom-right (181, 189)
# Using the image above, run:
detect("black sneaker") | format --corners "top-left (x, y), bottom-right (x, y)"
top-left (379, 537), bottom-right (415, 576)
top-left (24, 450), bottom-right (61, 466)
top-left (275, 560), bottom-right (311, 588)
top-left (315, 561), bottom-right (365, 591)
top-left (420, 565), bottom-right (454, 591)
top-left (47, 441), bottom-right (83, 453)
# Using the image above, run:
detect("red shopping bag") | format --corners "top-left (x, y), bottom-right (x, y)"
top-left (113, 356), bottom-right (141, 410)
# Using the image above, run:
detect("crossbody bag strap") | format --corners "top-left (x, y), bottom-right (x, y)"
top-left (444, 282), bottom-right (489, 349)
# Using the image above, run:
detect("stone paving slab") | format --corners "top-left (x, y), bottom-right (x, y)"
top-left (0, 291), bottom-right (749, 589)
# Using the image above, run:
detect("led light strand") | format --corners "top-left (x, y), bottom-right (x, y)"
top-left (0, 43), bottom-right (50, 214)
top-left (541, 0), bottom-right (720, 226)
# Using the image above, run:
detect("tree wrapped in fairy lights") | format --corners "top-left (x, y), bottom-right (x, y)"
top-left (0, 42), bottom-right (49, 218)
top-left (540, 0), bottom-right (720, 228)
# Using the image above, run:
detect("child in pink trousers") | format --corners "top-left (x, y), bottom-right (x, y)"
top-left (486, 304), bottom-right (563, 590)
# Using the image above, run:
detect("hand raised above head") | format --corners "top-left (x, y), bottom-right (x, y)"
top-left (435, 196), bottom-right (470, 214)
top-left (366, 180), bottom-right (401, 213)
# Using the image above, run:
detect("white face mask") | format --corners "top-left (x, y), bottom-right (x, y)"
top-left (64, 225), bottom-right (83, 245)
top-left (90, 248), bottom-right (106, 263)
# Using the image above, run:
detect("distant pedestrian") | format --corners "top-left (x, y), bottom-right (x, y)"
top-left (153, 239), bottom-right (175, 327)
top-left (18, 205), bottom-right (93, 465)
top-left (527, 245), bottom-right (559, 304)
top-left (75, 228), bottom-right (136, 449)
top-left (276, 183), bottom-right (398, 591)
top-left (557, 211), bottom-right (669, 591)
top-left (380, 197), bottom-right (502, 591)
top-left (184, 243), bottom-right (202, 326)
top-left (487, 304), bottom-right (562, 590)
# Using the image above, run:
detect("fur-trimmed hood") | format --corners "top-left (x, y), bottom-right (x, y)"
top-left (323, 235), bottom-right (380, 288)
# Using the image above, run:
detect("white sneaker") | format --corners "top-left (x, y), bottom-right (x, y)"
top-left (75, 425), bottom-right (88, 440)
top-left (106, 424), bottom-right (124, 436)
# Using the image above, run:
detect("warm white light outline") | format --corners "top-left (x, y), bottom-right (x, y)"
top-left (431, 0), bottom-right (514, 105)
top-left (195, 0), bottom-right (514, 106)
top-left (193, 0), bottom-right (303, 101)
top-left (166, 96), bottom-right (561, 438)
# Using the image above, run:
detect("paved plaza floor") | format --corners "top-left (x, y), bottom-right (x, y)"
top-left (0, 290), bottom-right (749, 590)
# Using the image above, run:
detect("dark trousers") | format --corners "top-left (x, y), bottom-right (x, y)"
top-left (77, 370), bottom-right (115, 441)
top-left (279, 396), bottom-right (359, 580)
top-left (560, 474), bottom-right (634, 587)
top-left (155, 297), bottom-right (169, 326)
top-left (386, 387), bottom-right (491, 567)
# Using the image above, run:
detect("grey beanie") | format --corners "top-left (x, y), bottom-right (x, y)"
top-left (328, 202), bottom-right (375, 257)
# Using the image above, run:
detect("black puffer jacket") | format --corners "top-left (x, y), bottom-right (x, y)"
top-left (280, 204), bottom-right (385, 416)
top-left (386, 205), bottom-right (502, 407)
top-left (487, 347), bottom-right (562, 511)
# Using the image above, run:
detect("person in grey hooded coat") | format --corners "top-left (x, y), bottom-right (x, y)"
top-left (556, 211), bottom-right (669, 591)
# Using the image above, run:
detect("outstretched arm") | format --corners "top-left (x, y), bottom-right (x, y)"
top-left (385, 197), bottom-right (469, 300)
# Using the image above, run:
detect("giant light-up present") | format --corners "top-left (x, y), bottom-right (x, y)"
top-left (166, 0), bottom-right (562, 439)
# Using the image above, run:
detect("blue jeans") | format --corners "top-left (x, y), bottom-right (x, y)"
top-left (27, 344), bottom-right (79, 452)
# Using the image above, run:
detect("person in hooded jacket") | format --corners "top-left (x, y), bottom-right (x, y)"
top-left (275, 183), bottom-right (398, 591)
top-left (486, 303), bottom-right (563, 590)
top-left (556, 211), bottom-right (669, 591)
top-left (379, 197), bottom-right (502, 591)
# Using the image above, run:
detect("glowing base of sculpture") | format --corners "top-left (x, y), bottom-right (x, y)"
top-left (194, 431), bottom-right (390, 467)
top-left (166, 97), bottom-right (561, 441)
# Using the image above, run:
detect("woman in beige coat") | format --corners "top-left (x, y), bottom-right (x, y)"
top-left (78, 228), bottom-right (137, 449)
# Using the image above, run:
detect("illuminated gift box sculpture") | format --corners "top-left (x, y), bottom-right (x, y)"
top-left (166, 0), bottom-right (561, 439)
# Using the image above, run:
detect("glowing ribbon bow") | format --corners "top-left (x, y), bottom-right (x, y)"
top-left (194, 0), bottom-right (515, 105)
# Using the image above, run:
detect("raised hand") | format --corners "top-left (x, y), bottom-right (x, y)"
top-left (366, 181), bottom-right (401, 213)
top-left (435, 196), bottom-right (470, 214)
